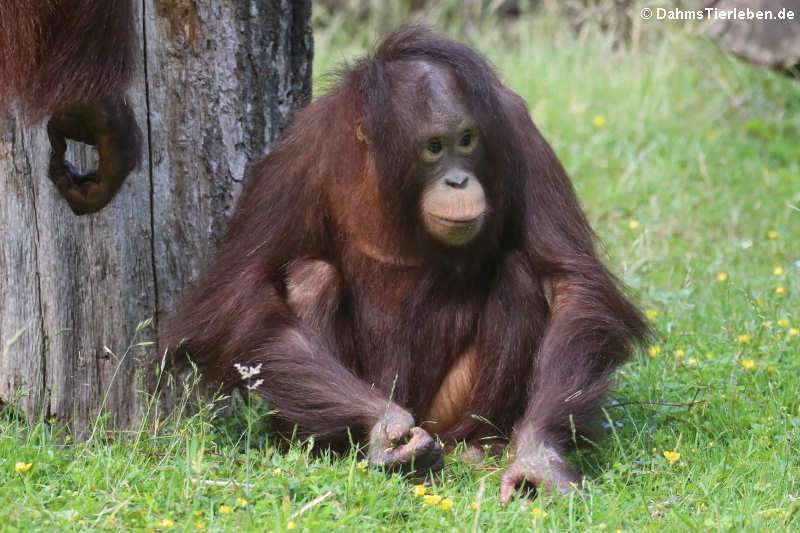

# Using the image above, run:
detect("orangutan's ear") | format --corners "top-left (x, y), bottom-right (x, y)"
top-left (356, 120), bottom-right (370, 144)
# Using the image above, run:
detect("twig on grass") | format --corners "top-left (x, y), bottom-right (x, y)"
top-left (290, 491), bottom-right (333, 519)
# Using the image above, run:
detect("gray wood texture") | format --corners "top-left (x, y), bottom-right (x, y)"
top-left (703, 0), bottom-right (800, 69)
top-left (0, 0), bottom-right (313, 437)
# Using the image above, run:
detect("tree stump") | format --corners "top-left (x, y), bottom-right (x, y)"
top-left (0, 0), bottom-right (313, 437)
top-left (703, 0), bottom-right (800, 71)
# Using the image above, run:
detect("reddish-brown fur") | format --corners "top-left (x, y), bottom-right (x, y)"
top-left (170, 27), bottom-right (648, 495)
top-left (0, 0), bottom-right (137, 120)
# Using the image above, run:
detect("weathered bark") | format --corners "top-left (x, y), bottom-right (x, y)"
top-left (0, 0), bottom-right (313, 437)
top-left (702, 0), bottom-right (800, 72)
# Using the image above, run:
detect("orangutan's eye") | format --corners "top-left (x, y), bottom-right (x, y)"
top-left (422, 137), bottom-right (445, 162)
top-left (456, 130), bottom-right (477, 153)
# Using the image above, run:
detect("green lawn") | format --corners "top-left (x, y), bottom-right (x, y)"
top-left (3, 7), bottom-right (799, 533)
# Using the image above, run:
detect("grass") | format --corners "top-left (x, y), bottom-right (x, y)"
top-left (3, 5), bottom-right (799, 532)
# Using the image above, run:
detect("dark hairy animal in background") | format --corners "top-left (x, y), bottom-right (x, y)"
top-left (170, 27), bottom-right (648, 503)
top-left (0, 0), bottom-right (141, 215)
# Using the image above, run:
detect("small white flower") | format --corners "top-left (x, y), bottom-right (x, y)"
top-left (247, 379), bottom-right (264, 390)
top-left (234, 363), bottom-right (263, 380)
top-left (741, 239), bottom-right (753, 249)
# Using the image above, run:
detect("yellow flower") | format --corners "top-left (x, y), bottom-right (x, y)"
top-left (741, 359), bottom-right (755, 370)
top-left (716, 272), bottom-right (728, 282)
top-left (777, 319), bottom-right (790, 327)
top-left (272, 468), bottom-right (282, 475)
top-left (358, 459), bottom-right (368, 471)
top-left (674, 349), bottom-right (685, 358)
top-left (531, 507), bottom-right (548, 519)
top-left (705, 352), bottom-right (713, 359)
top-left (219, 505), bottom-right (233, 515)
top-left (775, 286), bottom-right (786, 295)
top-left (195, 523), bottom-right (206, 531)
top-left (414, 484), bottom-right (427, 496)
top-left (593, 115), bottom-right (606, 127)
top-left (774, 266), bottom-right (784, 275)
top-left (646, 309), bottom-right (659, 320)
top-left (789, 328), bottom-right (799, 337)
top-left (470, 502), bottom-right (479, 510)
top-left (158, 518), bottom-right (175, 529)
top-left (648, 345), bottom-right (661, 357)
top-left (628, 219), bottom-right (641, 230)
top-left (106, 516), bottom-right (116, 523)
top-left (737, 334), bottom-right (751, 344)
top-left (663, 451), bottom-right (680, 464)
top-left (440, 498), bottom-right (454, 511)
top-left (687, 358), bottom-right (699, 365)
top-left (14, 462), bottom-right (32, 473)
top-left (423, 494), bottom-right (443, 505)
top-left (235, 498), bottom-right (248, 507)
top-left (286, 521), bottom-right (297, 530)
top-left (768, 230), bottom-right (778, 239)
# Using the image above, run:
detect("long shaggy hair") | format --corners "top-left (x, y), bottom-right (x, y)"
top-left (0, 0), bottom-right (137, 119)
